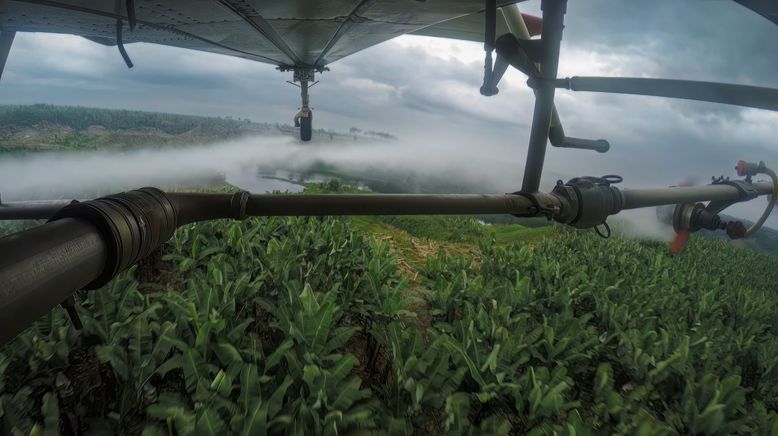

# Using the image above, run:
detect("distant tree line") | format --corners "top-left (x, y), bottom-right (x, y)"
top-left (0, 104), bottom-right (397, 142)
top-left (348, 127), bottom-right (396, 140)
top-left (0, 104), bottom-right (247, 136)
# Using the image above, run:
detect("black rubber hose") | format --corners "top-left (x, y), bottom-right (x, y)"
top-left (243, 193), bottom-right (535, 216)
top-left (0, 200), bottom-right (75, 220)
top-left (116, 19), bottom-right (133, 68)
top-left (0, 189), bottom-right (251, 346)
top-left (0, 218), bottom-right (107, 344)
top-left (167, 192), bottom-right (249, 225)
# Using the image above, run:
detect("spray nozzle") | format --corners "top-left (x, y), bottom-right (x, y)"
top-left (735, 160), bottom-right (766, 177)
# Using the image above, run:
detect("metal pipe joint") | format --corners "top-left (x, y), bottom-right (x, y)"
top-left (49, 187), bottom-right (177, 288)
top-left (550, 176), bottom-right (623, 228)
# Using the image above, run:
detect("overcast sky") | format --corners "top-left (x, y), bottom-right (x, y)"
top-left (1, 0), bottom-right (777, 224)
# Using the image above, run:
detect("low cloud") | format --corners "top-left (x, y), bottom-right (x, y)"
top-left (1, 0), bottom-right (777, 227)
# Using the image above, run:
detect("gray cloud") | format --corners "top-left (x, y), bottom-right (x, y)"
top-left (1, 0), bottom-right (777, 226)
top-left (560, 0), bottom-right (778, 86)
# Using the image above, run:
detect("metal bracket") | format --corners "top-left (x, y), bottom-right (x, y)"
top-left (277, 65), bottom-right (329, 74)
top-left (705, 178), bottom-right (759, 214)
top-left (548, 108), bottom-right (610, 153)
top-left (495, 33), bottom-right (540, 78)
top-left (712, 179), bottom-right (760, 199)
top-left (517, 39), bottom-right (544, 63)
top-left (286, 80), bottom-right (319, 89)
top-left (293, 67), bottom-right (315, 83)
top-left (494, 31), bottom-right (610, 154)
top-left (60, 296), bottom-right (83, 330)
top-left (511, 190), bottom-right (561, 219)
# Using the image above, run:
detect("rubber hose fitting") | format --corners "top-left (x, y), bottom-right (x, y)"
top-left (48, 187), bottom-right (177, 289)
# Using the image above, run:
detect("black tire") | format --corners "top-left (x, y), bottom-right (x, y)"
top-left (300, 110), bottom-right (312, 141)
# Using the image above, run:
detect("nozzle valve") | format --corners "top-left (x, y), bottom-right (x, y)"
top-left (735, 160), bottom-right (765, 177)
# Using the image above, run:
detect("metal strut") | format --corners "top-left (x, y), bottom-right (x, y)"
top-left (480, 0), bottom-right (499, 96)
top-left (494, 8), bottom-right (609, 154)
top-left (125, 0), bottom-right (136, 30)
top-left (301, 78), bottom-right (309, 108)
top-left (521, 0), bottom-right (567, 192)
top-left (555, 77), bottom-right (778, 112)
top-left (290, 67), bottom-right (315, 140)
top-left (0, 31), bottom-right (16, 81)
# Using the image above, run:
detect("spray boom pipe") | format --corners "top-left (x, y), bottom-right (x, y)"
top-left (619, 181), bottom-right (774, 210)
top-left (0, 168), bottom-right (774, 345)
top-left (0, 189), bottom-right (540, 344)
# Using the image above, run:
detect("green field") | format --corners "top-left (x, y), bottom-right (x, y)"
top-left (1, 200), bottom-right (777, 435)
top-left (1, 105), bottom-right (777, 434)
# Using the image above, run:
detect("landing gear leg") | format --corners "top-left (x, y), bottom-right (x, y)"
top-left (298, 78), bottom-right (312, 141)
top-left (290, 68), bottom-right (316, 141)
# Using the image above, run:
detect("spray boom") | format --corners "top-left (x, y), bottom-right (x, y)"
top-left (0, 160), bottom-right (775, 343)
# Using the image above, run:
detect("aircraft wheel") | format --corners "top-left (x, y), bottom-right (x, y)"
top-left (300, 110), bottom-right (312, 141)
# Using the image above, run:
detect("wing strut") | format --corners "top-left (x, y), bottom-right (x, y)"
top-left (215, 0), bottom-right (301, 66)
top-left (554, 77), bottom-right (778, 112)
top-left (0, 31), bottom-right (16, 81)
top-left (483, 4), bottom-right (609, 155)
top-left (314, 0), bottom-right (376, 68)
top-left (125, 0), bottom-right (136, 30)
top-left (520, 0), bottom-right (566, 192)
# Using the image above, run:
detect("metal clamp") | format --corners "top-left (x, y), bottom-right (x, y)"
top-left (551, 176), bottom-right (624, 228)
top-left (711, 178), bottom-right (759, 200)
top-left (511, 190), bottom-right (560, 219)
top-left (49, 188), bottom-right (177, 289)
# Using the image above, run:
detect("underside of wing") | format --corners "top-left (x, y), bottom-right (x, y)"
top-left (0, 0), bottom-right (527, 68)
top-left (0, 0), bottom-right (289, 65)
top-left (410, 7), bottom-right (541, 43)
top-left (734, 0), bottom-right (778, 26)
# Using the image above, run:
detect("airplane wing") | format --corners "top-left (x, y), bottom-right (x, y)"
top-left (410, 7), bottom-right (542, 43)
top-left (3, 0), bottom-right (771, 69)
top-left (1, 1), bottom-right (774, 69)
top-left (0, 0), bottom-right (532, 68)
top-left (735, 0), bottom-right (778, 26)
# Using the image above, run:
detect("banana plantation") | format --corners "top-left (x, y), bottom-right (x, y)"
top-left (1, 208), bottom-right (777, 434)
